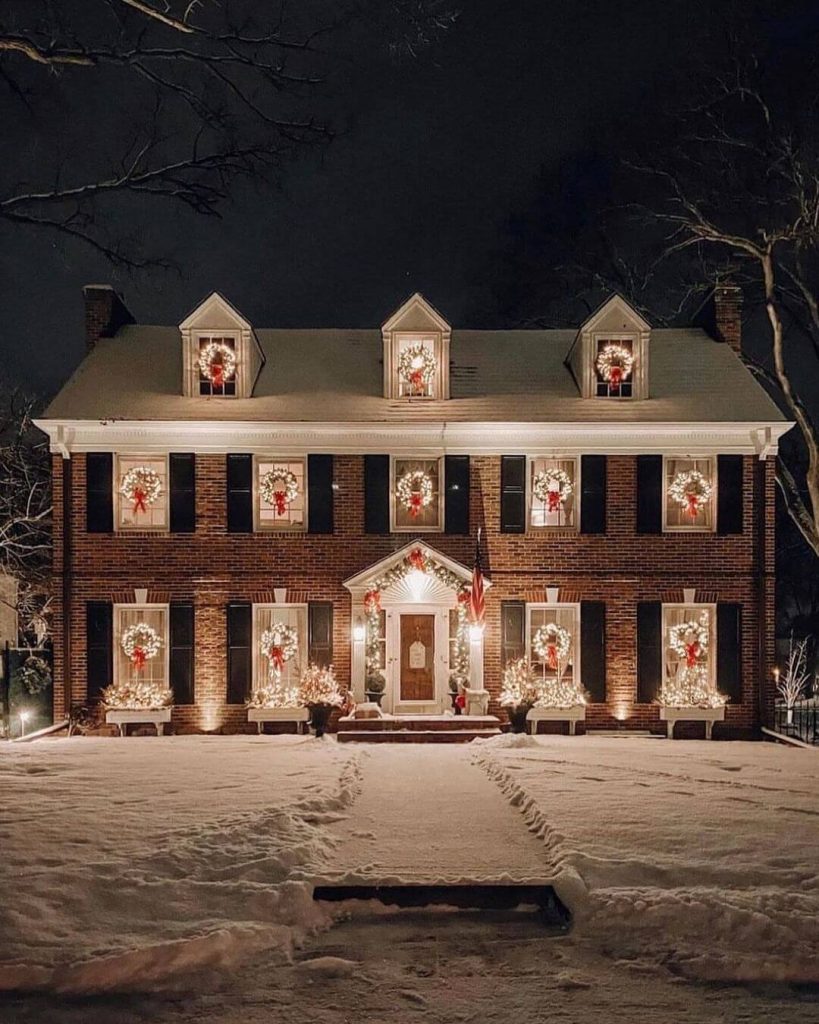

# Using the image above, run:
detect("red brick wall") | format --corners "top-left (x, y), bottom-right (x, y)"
top-left (51, 452), bottom-right (776, 737)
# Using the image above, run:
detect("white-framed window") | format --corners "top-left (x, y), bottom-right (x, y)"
top-left (253, 604), bottom-right (308, 692)
top-left (197, 333), bottom-right (239, 397)
top-left (593, 335), bottom-right (636, 398)
top-left (390, 456), bottom-right (444, 532)
top-left (395, 333), bottom-right (440, 399)
top-left (663, 455), bottom-right (716, 532)
top-left (115, 454), bottom-right (168, 532)
top-left (529, 457), bottom-right (578, 529)
top-left (662, 603), bottom-right (716, 690)
top-left (527, 603), bottom-right (580, 685)
top-left (255, 457), bottom-right (307, 532)
top-left (113, 603), bottom-right (169, 689)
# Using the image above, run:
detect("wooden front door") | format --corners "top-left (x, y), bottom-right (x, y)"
top-left (399, 614), bottom-right (435, 702)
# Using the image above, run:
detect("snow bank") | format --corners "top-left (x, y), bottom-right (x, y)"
top-left (0, 736), bottom-right (361, 993)
top-left (475, 737), bottom-right (819, 983)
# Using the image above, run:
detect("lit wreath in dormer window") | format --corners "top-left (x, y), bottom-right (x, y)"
top-left (198, 340), bottom-right (236, 389)
top-left (119, 466), bottom-right (162, 515)
top-left (396, 469), bottom-right (434, 518)
top-left (532, 622), bottom-right (571, 671)
top-left (595, 344), bottom-right (634, 394)
top-left (259, 467), bottom-right (299, 517)
top-left (398, 344), bottom-right (436, 396)
top-left (532, 468), bottom-right (573, 513)
top-left (668, 469), bottom-right (713, 519)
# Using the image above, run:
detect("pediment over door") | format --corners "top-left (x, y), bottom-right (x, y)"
top-left (343, 539), bottom-right (481, 606)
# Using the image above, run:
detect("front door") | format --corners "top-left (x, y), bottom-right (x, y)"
top-left (399, 614), bottom-right (435, 702)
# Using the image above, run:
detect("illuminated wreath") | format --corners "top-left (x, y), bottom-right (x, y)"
top-left (259, 467), bottom-right (299, 517)
top-left (396, 469), bottom-right (434, 518)
top-left (668, 469), bottom-right (713, 519)
top-left (669, 618), bottom-right (709, 665)
top-left (595, 344), bottom-right (634, 390)
top-left (198, 340), bottom-right (236, 387)
top-left (532, 622), bottom-right (571, 669)
top-left (260, 623), bottom-right (299, 675)
top-left (121, 622), bottom-right (162, 672)
top-left (532, 468), bottom-right (573, 512)
top-left (398, 344), bottom-right (436, 394)
top-left (119, 466), bottom-right (163, 515)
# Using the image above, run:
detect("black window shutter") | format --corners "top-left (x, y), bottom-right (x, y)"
top-left (227, 602), bottom-right (252, 703)
top-left (500, 456), bottom-right (526, 534)
top-left (444, 455), bottom-right (470, 534)
top-left (226, 454), bottom-right (253, 533)
top-left (86, 601), bottom-right (112, 701)
top-left (580, 455), bottom-right (607, 534)
top-left (169, 454), bottom-right (196, 533)
top-left (501, 600), bottom-right (526, 666)
top-left (86, 453), bottom-right (113, 533)
top-left (364, 455), bottom-right (390, 534)
top-left (308, 602), bottom-right (334, 667)
top-left (637, 601), bottom-right (663, 702)
top-left (717, 602), bottom-right (742, 702)
top-left (717, 455), bottom-right (744, 535)
top-left (307, 454), bottom-right (334, 534)
top-left (636, 455), bottom-right (663, 534)
top-left (169, 602), bottom-right (195, 704)
top-left (580, 601), bottom-right (606, 702)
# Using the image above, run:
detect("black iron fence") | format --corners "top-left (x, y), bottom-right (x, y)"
top-left (773, 699), bottom-right (819, 745)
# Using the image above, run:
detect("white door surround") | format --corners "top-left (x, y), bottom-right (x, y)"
top-left (387, 603), bottom-right (449, 714)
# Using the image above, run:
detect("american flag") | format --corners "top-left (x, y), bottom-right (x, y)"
top-left (469, 528), bottom-right (486, 628)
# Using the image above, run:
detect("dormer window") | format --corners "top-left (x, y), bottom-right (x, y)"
top-left (179, 292), bottom-right (264, 398)
top-left (568, 295), bottom-right (650, 401)
top-left (382, 293), bottom-right (450, 400)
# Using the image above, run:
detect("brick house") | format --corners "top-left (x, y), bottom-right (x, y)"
top-left (36, 285), bottom-right (791, 736)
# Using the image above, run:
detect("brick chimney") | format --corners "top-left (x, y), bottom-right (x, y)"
top-left (83, 285), bottom-right (134, 352)
top-left (696, 279), bottom-right (743, 353)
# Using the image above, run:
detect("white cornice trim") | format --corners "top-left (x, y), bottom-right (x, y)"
top-left (34, 418), bottom-right (794, 458)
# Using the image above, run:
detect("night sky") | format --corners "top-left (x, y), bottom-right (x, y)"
top-left (1, 0), bottom-right (814, 393)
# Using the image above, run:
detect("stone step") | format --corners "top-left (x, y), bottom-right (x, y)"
top-left (338, 715), bottom-right (500, 733)
top-left (337, 728), bottom-right (502, 744)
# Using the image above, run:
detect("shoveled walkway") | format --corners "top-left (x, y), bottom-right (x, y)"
top-left (321, 743), bottom-right (557, 884)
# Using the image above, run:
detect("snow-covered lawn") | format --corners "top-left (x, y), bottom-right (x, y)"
top-left (0, 733), bottom-right (817, 1023)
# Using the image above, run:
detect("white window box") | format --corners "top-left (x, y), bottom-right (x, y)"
top-left (526, 705), bottom-right (586, 736)
top-left (106, 708), bottom-right (172, 736)
top-left (659, 704), bottom-right (725, 739)
top-left (247, 707), bottom-right (309, 734)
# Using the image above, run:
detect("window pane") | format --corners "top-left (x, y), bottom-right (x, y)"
top-left (116, 456), bottom-right (168, 530)
top-left (662, 605), bottom-right (716, 690)
top-left (595, 338), bottom-right (634, 398)
top-left (665, 457), bottom-right (715, 530)
top-left (530, 457), bottom-right (577, 528)
top-left (529, 605), bottom-right (578, 684)
top-left (257, 458), bottom-right (306, 531)
top-left (198, 336), bottom-right (237, 397)
top-left (254, 605), bottom-right (308, 691)
top-left (393, 457), bottom-right (442, 530)
top-left (115, 606), bottom-right (168, 688)
top-left (396, 336), bottom-right (437, 398)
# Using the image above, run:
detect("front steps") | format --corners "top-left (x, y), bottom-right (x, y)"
top-left (337, 714), bottom-right (502, 743)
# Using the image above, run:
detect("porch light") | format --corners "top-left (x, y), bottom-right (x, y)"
top-left (352, 617), bottom-right (366, 642)
top-left (772, 666), bottom-right (780, 684)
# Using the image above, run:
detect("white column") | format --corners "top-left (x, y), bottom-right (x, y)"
top-left (469, 629), bottom-right (485, 691)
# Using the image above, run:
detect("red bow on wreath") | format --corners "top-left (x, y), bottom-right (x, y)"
top-left (408, 548), bottom-right (426, 572)
top-left (609, 365), bottom-right (623, 392)
top-left (410, 369), bottom-right (424, 393)
top-left (273, 489), bottom-right (288, 516)
top-left (547, 489), bottom-right (561, 513)
top-left (268, 645), bottom-right (285, 673)
top-left (364, 589), bottom-right (381, 613)
top-left (210, 360), bottom-right (225, 388)
top-left (546, 643), bottom-right (558, 670)
top-left (685, 493), bottom-right (700, 518)
top-left (131, 646), bottom-right (147, 672)
top-left (409, 491), bottom-right (424, 517)
top-left (132, 487), bottom-right (148, 514)
top-left (684, 641), bottom-right (700, 668)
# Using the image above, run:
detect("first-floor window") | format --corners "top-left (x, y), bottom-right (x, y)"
top-left (529, 457), bottom-right (577, 529)
top-left (664, 456), bottom-right (716, 531)
top-left (391, 456), bottom-right (443, 531)
top-left (253, 604), bottom-right (308, 691)
top-left (113, 604), bottom-right (169, 689)
top-left (662, 603), bottom-right (716, 699)
top-left (256, 457), bottom-right (306, 531)
top-left (115, 454), bottom-right (168, 531)
top-left (527, 604), bottom-right (579, 683)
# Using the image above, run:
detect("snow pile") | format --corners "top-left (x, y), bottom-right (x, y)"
top-left (475, 736), bottom-right (819, 983)
top-left (0, 736), bottom-right (361, 993)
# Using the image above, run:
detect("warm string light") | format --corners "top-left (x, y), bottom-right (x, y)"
top-left (398, 343), bottom-right (436, 395)
top-left (532, 467), bottom-right (573, 513)
top-left (668, 469), bottom-right (713, 519)
top-left (260, 623), bottom-right (298, 678)
top-left (119, 466), bottom-right (162, 515)
top-left (660, 611), bottom-right (727, 708)
top-left (259, 467), bottom-right (299, 517)
top-left (595, 343), bottom-right (634, 392)
top-left (396, 469), bottom-right (434, 518)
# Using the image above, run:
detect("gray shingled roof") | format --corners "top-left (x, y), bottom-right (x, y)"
top-left (42, 325), bottom-right (786, 423)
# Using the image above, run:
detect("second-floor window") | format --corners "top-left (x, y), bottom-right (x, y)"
top-left (116, 455), bottom-right (168, 531)
top-left (255, 457), bottom-right (307, 531)
top-left (391, 456), bottom-right (443, 531)
top-left (198, 334), bottom-right (238, 396)
top-left (664, 456), bottom-right (716, 531)
top-left (529, 457), bottom-right (578, 529)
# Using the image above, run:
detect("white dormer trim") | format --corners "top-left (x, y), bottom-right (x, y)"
top-left (569, 294), bottom-right (651, 401)
top-left (382, 292), bottom-right (451, 400)
top-left (179, 291), bottom-right (264, 398)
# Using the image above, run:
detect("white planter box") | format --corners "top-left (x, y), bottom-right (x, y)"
top-left (659, 705), bottom-right (725, 739)
top-left (247, 707), bottom-right (309, 735)
top-left (527, 705), bottom-right (586, 736)
top-left (105, 708), bottom-right (172, 737)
